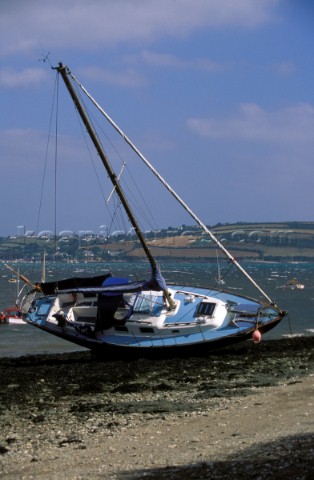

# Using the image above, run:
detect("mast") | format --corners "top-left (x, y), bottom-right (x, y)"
top-left (69, 70), bottom-right (274, 305)
top-left (41, 251), bottom-right (46, 283)
top-left (56, 63), bottom-right (175, 309)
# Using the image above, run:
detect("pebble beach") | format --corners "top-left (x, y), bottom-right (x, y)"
top-left (0, 336), bottom-right (313, 479)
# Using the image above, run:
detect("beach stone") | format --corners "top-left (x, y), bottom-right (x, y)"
top-left (0, 337), bottom-right (313, 478)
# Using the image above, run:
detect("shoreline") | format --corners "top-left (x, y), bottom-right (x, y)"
top-left (0, 337), bottom-right (313, 479)
top-left (0, 332), bottom-right (313, 360)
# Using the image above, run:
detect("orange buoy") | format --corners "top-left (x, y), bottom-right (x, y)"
top-left (252, 329), bottom-right (262, 343)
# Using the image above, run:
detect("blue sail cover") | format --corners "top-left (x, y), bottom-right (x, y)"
top-left (58, 267), bottom-right (167, 295)
top-left (39, 273), bottom-right (112, 295)
top-left (144, 267), bottom-right (167, 291)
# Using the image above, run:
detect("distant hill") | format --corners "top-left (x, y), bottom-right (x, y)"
top-left (109, 221), bottom-right (314, 262)
top-left (1, 221), bottom-right (314, 262)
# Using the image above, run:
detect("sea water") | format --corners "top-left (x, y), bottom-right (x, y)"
top-left (0, 259), bottom-right (313, 358)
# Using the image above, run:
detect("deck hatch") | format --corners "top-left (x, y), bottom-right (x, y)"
top-left (196, 302), bottom-right (216, 317)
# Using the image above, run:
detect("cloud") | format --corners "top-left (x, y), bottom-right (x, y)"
top-left (187, 103), bottom-right (314, 144)
top-left (0, 0), bottom-right (280, 56)
top-left (127, 50), bottom-right (228, 72)
top-left (258, 60), bottom-right (296, 77)
top-left (0, 128), bottom-right (86, 170)
top-left (0, 129), bottom-right (47, 169)
top-left (271, 61), bottom-right (296, 76)
top-left (0, 67), bottom-right (48, 88)
top-left (81, 66), bottom-right (146, 87)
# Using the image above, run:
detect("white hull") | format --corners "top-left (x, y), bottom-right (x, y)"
top-left (19, 279), bottom-right (285, 357)
top-left (7, 317), bottom-right (26, 325)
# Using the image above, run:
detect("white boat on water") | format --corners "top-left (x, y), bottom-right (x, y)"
top-left (0, 307), bottom-right (25, 325)
top-left (16, 63), bottom-right (286, 358)
top-left (0, 267), bottom-right (25, 325)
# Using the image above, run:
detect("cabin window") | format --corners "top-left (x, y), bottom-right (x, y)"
top-left (196, 302), bottom-right (216, 317)
top-left (132, 293), bottom-right (163, 316)
top-left (37, 302), bottom-right (52, 316)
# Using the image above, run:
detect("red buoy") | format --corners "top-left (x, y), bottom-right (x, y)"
top-left (252, 329), bottom-right (262, 343)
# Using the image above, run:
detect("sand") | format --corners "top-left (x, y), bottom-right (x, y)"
top-left (0, 337), bottom-right (313, 479)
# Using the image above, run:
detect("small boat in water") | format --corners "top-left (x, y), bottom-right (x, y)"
top-left (0, 307), bottom-right (24, 325)
top-left (17, 63), bottom-right (286, 358)
top-left (280, 278), bottom-right (305, 290)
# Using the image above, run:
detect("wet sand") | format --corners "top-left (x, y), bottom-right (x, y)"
top-left (0, 337), bottom-right (313, 479)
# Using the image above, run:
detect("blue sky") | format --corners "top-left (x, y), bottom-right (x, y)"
top-left (0, 0), bottom-right (314, 237)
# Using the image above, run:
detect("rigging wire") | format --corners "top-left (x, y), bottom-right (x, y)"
top-left (28, 71), bottom-right (61, 282)
top-left (63, 81), bottom-right (146, 270)
top-left (68, 80), bottom-right (160, 266)
top-left (35, 72), bottom-right (59, 236)
top-left (120, 166), bottom-right (160, 232)
top-left (71, 82), bottom-right (108, 206)
top-left (54, 73), bottom-right (59, 269)
top-left (73, 100), bottom-right (127, 241)
top-left (70, 69), bottom-right (276, 305)
top-left (68, 82), bottom-right (130, 246)
top-left (69, 77), bottom-right (160, 235)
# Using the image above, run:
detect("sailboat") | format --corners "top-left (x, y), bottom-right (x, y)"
top-left (17, 63), bottom-right (286, 357)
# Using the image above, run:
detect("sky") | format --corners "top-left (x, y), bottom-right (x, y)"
top-left (1, 0), bottom-right (314, 237)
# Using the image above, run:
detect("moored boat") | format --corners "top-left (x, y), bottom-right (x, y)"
top-left (0, 307), bottom-right (24, 325)
top-left (279, 278), bottom-right (305, 290)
